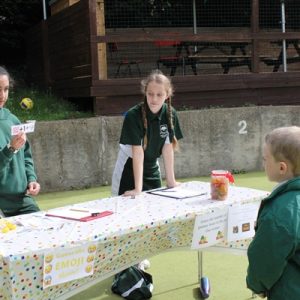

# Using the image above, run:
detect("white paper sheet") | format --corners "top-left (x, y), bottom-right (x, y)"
top-left (191, 208), bottom-right (228, 249)
top-left (227, 202), bottom-right (260, 242)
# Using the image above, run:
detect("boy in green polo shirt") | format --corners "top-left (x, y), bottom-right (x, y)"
top-left (112, 69), bottom-right (183, 196)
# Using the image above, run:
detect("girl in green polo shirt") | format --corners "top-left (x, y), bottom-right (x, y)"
top-left (0, 66), bottom-right (40, 217)
top-left (112, 69), bottom-right (183, 197)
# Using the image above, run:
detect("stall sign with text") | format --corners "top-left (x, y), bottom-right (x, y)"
top-left (191, 208), bottom-right (228, 249)
top-left (43, 242), bottom-right (97, 288)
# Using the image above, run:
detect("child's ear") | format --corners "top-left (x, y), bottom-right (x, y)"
top-left (279, 161), bottom-right (288, 174)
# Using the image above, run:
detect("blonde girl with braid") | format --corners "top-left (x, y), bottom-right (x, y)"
top-left (112, 69), bottom-right (183, 197)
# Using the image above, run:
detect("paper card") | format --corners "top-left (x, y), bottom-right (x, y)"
top-left (47, 208), bottom-right (93, 220)
top-left (43, 242), bottom-right (97, 288)
top-left (11, 121), bottom-right (35, 135)
top-left (227, 202), bottom-right (260, 242)
top-left (191, 208), bottom-right (228, 249)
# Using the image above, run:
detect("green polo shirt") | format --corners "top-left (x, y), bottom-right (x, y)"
top-left (118, 102), bottom-right (183, 192)
top-left (0, 108), bottom-right (40, 216)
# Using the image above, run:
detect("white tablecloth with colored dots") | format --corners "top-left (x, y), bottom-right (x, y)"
top-left (0, 182), bottom-right (268, 300)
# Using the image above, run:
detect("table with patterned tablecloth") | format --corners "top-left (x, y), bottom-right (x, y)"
top-left (0, 181), bottom-right (268, 300)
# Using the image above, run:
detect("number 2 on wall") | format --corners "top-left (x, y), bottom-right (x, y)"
top-left (238, 120), bottom-right (247, 135)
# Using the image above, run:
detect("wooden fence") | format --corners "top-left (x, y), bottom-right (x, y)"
top-left (26, 0), bottom-right (300, 115)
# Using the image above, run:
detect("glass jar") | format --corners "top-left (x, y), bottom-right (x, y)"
top-left (210, 170), bottom-right (234, 200)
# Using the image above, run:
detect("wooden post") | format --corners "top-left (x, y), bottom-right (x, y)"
top-left (251, 0), bottom-right (260, 73)
top-left (96, 0), bottom-right (107, 79)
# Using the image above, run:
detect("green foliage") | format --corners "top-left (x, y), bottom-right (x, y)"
top-left (231, 168), bottom-right (246, 174)
top-left (6, 87), bottom-right (93, 122)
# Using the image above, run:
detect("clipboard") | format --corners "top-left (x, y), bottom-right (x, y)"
top-left (147, 187), bottom-right (207, 199)
top-left (46, 209), bottom-right (113, 222)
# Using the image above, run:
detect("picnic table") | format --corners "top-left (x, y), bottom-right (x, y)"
top-left (262, 40), bottom-right (300, 72)
top-left (157, 40), bottom-right (300, 75)
top-left (157, 41), bottom-right (252, 75)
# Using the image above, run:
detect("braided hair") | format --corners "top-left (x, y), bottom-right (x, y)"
top-left (140, 69), bottom-right (179, 151)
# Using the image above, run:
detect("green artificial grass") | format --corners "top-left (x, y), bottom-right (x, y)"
top-left (36, 185), bottom-right (112, 211)
top-left (35, 172), bottom-right (274, 300)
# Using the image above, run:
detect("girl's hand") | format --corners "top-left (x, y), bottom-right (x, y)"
top-left (11, 132), bottom-right (26, 150)
top-left (167, 181), bottom-right (181, 188)
top-left (123, 189), bottom-right (142, 197)
top-left (27, 181), bottom-right (41, 196)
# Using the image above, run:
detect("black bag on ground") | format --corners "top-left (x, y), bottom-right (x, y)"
top-left (111, 266), bottom-right (153, 300)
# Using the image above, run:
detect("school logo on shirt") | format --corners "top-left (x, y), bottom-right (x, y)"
top-left (160, 124), bottom-right (169, 138)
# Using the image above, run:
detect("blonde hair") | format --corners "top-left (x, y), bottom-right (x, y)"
top-left (140, 69), bottom-right (179, 151)
top-left (265, 126), bottom-right (300, 176)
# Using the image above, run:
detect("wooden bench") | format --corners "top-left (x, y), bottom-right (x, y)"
top-left (187, 55), bottom-right (251, 74)
top-left (188, 55), bottom-right (274, 74)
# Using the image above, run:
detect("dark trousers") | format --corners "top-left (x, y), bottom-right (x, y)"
top-left (0, 193), bottom-right (40, 217)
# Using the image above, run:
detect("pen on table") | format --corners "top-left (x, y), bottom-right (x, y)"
top-left (70, 208), bottom-right (90, 213)
top-left (70, 208), bottom-right (100, 217)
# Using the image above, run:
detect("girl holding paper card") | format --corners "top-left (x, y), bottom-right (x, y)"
top-left (0, 66), bottom-right (40, 216)
top-left (112, 69), bottom-right (183, 197)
